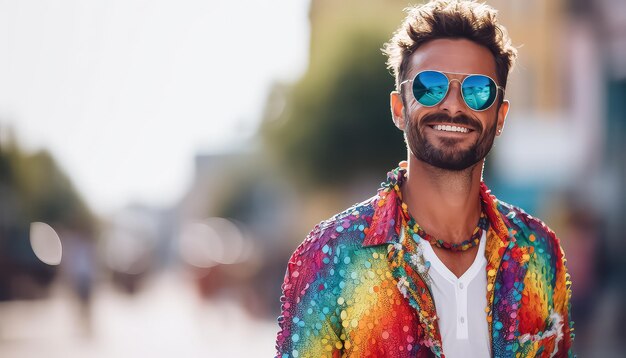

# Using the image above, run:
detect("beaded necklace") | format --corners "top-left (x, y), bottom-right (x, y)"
top-left (393, 169), bottom-right (490, 252)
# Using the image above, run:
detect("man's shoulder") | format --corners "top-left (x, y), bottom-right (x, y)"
top-left (495, 198), bottom-right (563, 255)
top-left (289, 195), bottom-right (379, 261)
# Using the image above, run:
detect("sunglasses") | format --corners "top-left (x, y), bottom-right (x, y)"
top-left (400, 70), bottom-right (504, 111)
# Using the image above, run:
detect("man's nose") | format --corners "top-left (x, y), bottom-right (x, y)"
top-left (439, 80), bottom-right (465, 115)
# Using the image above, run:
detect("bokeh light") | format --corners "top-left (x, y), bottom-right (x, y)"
top-left (29, 222), bottom-right (62, 266)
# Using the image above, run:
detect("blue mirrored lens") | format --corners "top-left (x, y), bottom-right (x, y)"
top-left (413, 71), bottom-right (449, 106)
top-left (462, 75), bottom-right (497, 110)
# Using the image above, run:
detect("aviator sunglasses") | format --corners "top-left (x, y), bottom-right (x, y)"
top-left (400, 70), bottom-right (504, 111)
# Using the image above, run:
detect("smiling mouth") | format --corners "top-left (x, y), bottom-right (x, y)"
top-left (429, 124), bottom-right (474, 133)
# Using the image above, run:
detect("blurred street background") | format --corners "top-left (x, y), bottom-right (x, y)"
top-left (1, 0), bottom-right (625, 357)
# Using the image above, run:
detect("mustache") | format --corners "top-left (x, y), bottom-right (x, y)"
top-left (419, 112), bottom-right (483, 132)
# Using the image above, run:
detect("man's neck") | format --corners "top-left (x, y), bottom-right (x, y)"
top-left (401, 154), bottom-right (484, 245)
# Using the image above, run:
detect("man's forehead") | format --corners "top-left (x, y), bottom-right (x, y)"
top-left (406, 38), bottom-right (497, 78)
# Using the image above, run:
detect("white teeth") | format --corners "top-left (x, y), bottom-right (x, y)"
top-left (432, 125), bottom-right (469, 133)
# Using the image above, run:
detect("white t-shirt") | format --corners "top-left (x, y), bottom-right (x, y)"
top-left (420, 230), bottom-right (491, 358)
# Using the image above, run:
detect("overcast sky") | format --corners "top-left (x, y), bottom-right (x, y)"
top-left (0, 0), bottom-right (310, 214)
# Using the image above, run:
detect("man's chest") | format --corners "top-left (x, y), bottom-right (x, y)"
top-left (333, 243), bottom-right (560, 357)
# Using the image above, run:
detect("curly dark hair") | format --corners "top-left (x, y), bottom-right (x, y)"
top-left (383, 0), bottom-right (517, 92)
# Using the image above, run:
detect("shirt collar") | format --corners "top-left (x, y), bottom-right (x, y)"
top-left (362, 166), bottom-right (510, 247)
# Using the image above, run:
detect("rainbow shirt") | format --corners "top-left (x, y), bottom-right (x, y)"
top-left (276, 166), bottom-right (574, 357)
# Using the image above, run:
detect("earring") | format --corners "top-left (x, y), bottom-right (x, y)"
top-left (497, 128), bottom-right (502, 135)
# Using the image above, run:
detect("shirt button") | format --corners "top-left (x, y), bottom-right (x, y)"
top-left (459, 282), bottom-right (464, 289)
top-left (460, 316), bottom-right (465, 324)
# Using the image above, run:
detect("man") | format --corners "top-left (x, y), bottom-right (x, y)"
top-left (275, 1), bottom-right (574, 357)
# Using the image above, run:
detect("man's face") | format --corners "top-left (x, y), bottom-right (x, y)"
top-left (391, 38), bottom-right (508, 171)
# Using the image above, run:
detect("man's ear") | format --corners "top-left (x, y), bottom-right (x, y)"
top-left (390, 91), bottom-right (406, 130)
top-left (496, 99), bottom-right (509, 136)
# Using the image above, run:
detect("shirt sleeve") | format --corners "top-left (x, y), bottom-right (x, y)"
top-left (552, 231), bottom-right (575, 357)
top-left (275, 234), bottom-right (343, 358)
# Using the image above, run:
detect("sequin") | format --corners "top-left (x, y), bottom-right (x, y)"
top-left (275, 166), bottom-right (574, 357)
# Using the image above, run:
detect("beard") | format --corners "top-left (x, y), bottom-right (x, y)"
top-left (404, 110), bottom-right (498, 171)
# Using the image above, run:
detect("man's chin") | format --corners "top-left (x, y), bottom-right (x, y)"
top-left (415, 151), bottom-right (480, 171)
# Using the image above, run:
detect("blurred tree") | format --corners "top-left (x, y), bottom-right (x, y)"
top-left (261, 0), bottom-right (409, 190)
top-left (0, 134), bottom-right (94, 231)
top-left (0, 127), bottom-right (96, 300)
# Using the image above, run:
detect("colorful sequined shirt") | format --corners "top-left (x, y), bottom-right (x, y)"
top-left (276, 167), bottom-right (574, 357)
